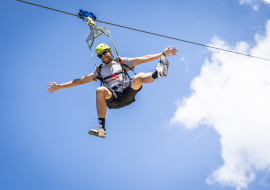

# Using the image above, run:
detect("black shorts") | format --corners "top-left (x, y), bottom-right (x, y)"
top-left (106, 80), bottom-right (142, 109)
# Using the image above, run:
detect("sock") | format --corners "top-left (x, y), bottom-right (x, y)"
top-left (98, 118), bottom-right (105, 129)
top-left (152, 70), bottom-right (158, 79)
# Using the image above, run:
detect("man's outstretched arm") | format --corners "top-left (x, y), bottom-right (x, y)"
top-left (132, 46), bottom-right (177, 67)
top-left (46, 74), bottom-right (95, 94)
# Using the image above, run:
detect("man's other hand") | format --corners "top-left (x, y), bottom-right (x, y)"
top-left (164, 46), bottom-right (178, 56)
top-left (46, 82), bottom-right (60, 94)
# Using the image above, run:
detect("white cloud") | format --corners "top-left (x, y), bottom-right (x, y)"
top-left (262, 0), bottom-right (270, 4)
top-left (240, 0), bottom-right (259, 10)
top-left (262, 0), bottom-right (270, 6)
top-left (239, 0), bottom-right (270, 9)
top-left (171, 21), bottom-right (270, 190)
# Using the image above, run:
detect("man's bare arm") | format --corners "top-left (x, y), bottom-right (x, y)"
top-left (132, 46), bottom-right (177, 67)
top-left (46, 74), bottom-right (95, 94)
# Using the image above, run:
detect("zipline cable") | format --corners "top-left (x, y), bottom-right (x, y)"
top-left (17, 0), bottom-right (79, 17)
top-left (16, 0), bottom-right (270, 62)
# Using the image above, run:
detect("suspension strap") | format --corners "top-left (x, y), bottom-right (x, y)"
top-left (108, 31), bottom-right (120, 60)
top-left (86, 18), bottom-right (121, 67)
top-left (84, 17), bottom-right (136, 87)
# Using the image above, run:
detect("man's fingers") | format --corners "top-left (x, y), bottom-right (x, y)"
top-left (165, 46), bottom-right (178, 56)
top-left (48, 87), bottom-right (53, 91)
top-left (47, 87), bottom-right (56, 92)
top-left (165, 46), bottom-right (171, 51)
top-left (51, 89), bottom-right (58, 94)
top-left (46, 82), bottom-right (58, 94)
top-left (49, 89), bottom-right (56, 94)
top-left (171, 47), bottom-right (178, 55)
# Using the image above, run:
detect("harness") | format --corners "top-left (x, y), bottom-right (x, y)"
top-left (80, 14), bottom-right (136, 87)
top-left (95, 58), bottom-right (136, 86)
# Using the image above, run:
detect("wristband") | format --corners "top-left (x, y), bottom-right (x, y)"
top-left (162, 52), bottom-right (166, 57)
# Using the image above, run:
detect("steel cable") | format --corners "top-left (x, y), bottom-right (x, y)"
top-left (16, 0), bottom-right (270, 62)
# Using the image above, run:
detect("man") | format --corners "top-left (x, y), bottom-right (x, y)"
top-left (46, 43), bottom-right (178, 138)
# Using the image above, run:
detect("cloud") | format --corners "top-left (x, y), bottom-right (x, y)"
top-left (240, 0), bottom-right (259, 10)
top-left (171, 20), bottom-right (270, 190)
top-left (239, 0), bottom-right (270, 10)
top-left (261, 0), bottom-right (270, 6)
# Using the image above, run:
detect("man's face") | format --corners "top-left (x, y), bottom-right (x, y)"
top-left (98, 49), bottom-right (113, 65)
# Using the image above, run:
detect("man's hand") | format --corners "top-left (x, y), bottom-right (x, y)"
top-left (163, 46), bottom-right (178, 56)
top-left (132, 46), bottom-right (178, 66)
top-left (46, 82), bottom-right (60, 94)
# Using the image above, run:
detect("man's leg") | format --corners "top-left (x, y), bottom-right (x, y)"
top-left (96, 86), bottom-right (112, 118)
top-left (131, 72), bottom-right (154, 90)
top-left (131, 54), bottom-right (169, 90)
top-left (89, 87), bottom-right (112, 138)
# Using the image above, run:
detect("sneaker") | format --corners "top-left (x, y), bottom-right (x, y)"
top-left (88, 125), bottom-right (106, 138)
top-left (155, 55), bottom-right (169, 78)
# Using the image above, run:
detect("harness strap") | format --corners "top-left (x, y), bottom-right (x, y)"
top-left (105, 74), bottom-right (124, 84)
top-left (120, 61), bottom-right (136, 79)
top-left (95, 59), bottom-right (137, 86)
top-left (103, 71), bottom-right (125, 81)
top-left (95, 64), bottom-right (104, 86)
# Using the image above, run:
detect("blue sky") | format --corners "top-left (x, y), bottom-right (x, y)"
top-left (1, 0), bottom-right (270, 190)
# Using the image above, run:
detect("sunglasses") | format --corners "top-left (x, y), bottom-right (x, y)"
top-left (98, 50), bottom-right (110, 58)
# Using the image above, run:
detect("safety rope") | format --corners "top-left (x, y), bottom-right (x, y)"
top-left (108, 31), bottom-right (120, 60)
top-left (88, 24), bottom-right (98, 67)
top-left (86, 20), bottom-right (120, 67)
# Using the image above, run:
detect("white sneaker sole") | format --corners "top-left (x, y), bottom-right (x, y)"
top-left (157, 55), bottom-right (169, 78)
top-left (88, 130), bottom-right (106, 138)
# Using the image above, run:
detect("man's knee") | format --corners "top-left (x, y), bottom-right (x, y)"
top-left (96, 86), bottom-right (112, 99)
top-left (137, 72), bottom-right (145, 77)
top-left (96, 86), bottom-right (107, 95)
top-left (132, 72), bottom-right (145, 81)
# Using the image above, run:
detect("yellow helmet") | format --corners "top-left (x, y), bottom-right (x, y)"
top-left (95, 43), bottom-right (111, 56)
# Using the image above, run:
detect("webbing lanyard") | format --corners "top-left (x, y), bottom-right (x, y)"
top-left (83, 17), bottom-right (134, 89)
top-left (85, 18), bottom-right (121, 68)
